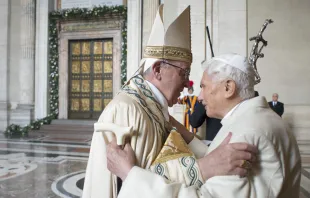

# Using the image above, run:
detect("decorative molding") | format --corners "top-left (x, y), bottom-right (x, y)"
top-left (61, 20), bottom-right (122, 32)
top-left (5, 6), bottom-right (127, 136)
top-left (58, 29), bottom-right (121, 119)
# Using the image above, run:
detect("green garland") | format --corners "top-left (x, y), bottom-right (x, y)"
top-left (5, 6), bottom-right (127, 137)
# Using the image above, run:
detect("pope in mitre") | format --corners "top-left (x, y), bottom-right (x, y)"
top-left (82, 2), bottom-right (259, 198)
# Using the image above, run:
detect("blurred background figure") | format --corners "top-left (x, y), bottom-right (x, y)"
top-left (268, 93), bottom-right (284, 117)
top-left (189, 101), bottom-right (222, 143)
top-left (178, 80), bottom-right (199, 134)
top-left (255, 91), bottom-right (259, 97)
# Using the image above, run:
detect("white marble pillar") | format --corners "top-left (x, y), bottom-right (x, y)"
top-left (206, 0), bottom-right (213, 61)
top-left (0, 0), bottom-right (9, 131)
top-left (211, 0), bottom-right (219, 56)
top-left (20, 0), bottom-right (35, 105)
top-left (17, 0), bottom-right (36, 124)
top-left (35, 0), bottom-right (49, 119)
top-left (126, 0), bottom-right (142, 80)
top-left (142, 0), bottom-right (159, 50)
top-left (217, 0), bottom-right (247, 56)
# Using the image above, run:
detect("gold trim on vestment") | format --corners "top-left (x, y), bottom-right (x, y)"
top-left (152, 130), bottom-right (193, 165)
top-left (144, 46), bottom-right (192, 64)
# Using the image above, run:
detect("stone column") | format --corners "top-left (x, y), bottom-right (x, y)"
top-left (218, 0), bottom-right (247, 56)
top-left (16, 0), bottom-right (36, 125)
top-left (206, 0), bottom-right (213, 61)
top-left (142, 0), bottom-right (159, 50)
top-left (35, 0), bottom-right (49, 119)
top-left (0, 0), bottom-right (9, 131)
top-left (126, 0), bottom-right (142, 79)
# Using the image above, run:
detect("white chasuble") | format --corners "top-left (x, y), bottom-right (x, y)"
top-left (83, 75), bottom-right (170, 198)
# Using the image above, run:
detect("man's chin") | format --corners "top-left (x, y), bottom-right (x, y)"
top-left (206, 109), bottom-right (213, 117)
top-left (168, 99), bottom-right (175, 107)
top-left (170, 98), bottom-right (178, 106)
top-left (206, 111), bottom-right (221, 119)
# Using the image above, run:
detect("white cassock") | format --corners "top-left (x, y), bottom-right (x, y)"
top-left (118, 96), bottom-right (301, 198)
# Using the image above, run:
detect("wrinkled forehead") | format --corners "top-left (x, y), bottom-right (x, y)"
top-left (273, 94), bottom-right (278, 97)
top-left (200, 71), bottom-right (213, 85)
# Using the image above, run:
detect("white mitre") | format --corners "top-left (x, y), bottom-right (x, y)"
top-left (131, 3), bottom-right (192, 79)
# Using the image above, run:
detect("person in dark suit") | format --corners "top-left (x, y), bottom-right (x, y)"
top-left (268, 93), bottom-right (284, 117)
top-left (189, 101), bottom-right (222, 141)
top-left (254, 91), bottom-right (259, 97)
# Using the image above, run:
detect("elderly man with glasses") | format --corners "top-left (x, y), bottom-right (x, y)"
top-left (83, 4), bottom-right (258, 198)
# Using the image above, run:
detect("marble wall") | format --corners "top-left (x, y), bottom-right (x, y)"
top-left (0, 0), bottom-right (9, 130)
top-left (167, 0), bottom-right (247, 119)
top-left (180, 0), bottom-right (206, 94)
top-left (217, 0), bottom-right (247, 56)
top-left (248, 0), bottom-right (310, 153)
top-left (9, 0), bottom-right (36, 127)
top-left (248, 0), bottom-right (310, 105)
top-left (163, 0), bottom-right (247, 96)
top-left (156, 0), bottom-right (310, 152)
top-left (142, 0), bottom-right (158, 51)
top-left (35, 0), bottom-right (51, 119)
top-left (126, 0), bottom-right (142, 80)
top-left (9, 0), bottom-right (21, 108)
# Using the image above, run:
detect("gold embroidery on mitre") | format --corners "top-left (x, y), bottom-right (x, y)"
top-left (152, 130), bottom-right (193, 165)
top-left (144, 46), bottom-right (192, 64)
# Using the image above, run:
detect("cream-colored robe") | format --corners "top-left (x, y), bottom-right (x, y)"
top-left (82, 75), bottom-right (171, 198)
top-left (149, 130), bottom-right (204, 189)
top-left (118, 96), bottom-right (301, 198)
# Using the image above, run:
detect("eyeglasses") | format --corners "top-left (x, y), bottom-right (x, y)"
top-left (162, 60), bottom-right (190, 79)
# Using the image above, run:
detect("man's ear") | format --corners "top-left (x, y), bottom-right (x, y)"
top-left (152, 61), bottom-right (162, 80)
top-left (224, 80), bottom-right (237, 98)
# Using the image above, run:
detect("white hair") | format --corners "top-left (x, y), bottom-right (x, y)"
top-left (203, 57), bottom-right (256, 100)
top-left (143, 58), bottom-right (160, 76)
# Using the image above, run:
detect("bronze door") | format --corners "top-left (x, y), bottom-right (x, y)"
top-left (68, 39), bottom-right (113, 119)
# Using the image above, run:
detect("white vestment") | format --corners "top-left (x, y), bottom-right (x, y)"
top-left (82, 76), bottom-right (171, 198)
top-left (118, 96), bottom-right (301, 198)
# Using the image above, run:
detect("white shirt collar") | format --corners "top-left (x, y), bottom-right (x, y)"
top-left (222, 100), bottom-right (248, 121)
top-left (145, 81), bottom-right (169, 121)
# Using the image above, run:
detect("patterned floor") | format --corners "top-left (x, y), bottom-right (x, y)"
top-left (300, 156), bottom-right (310, 198)
top-left (0, 131), bottom-right (309, 197)
top-left (0, 131), bottom-right (90, 198)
